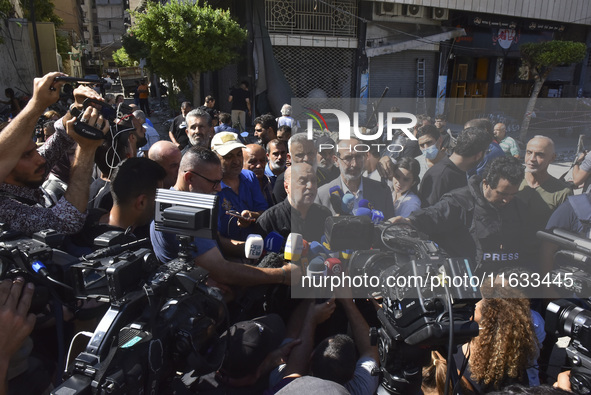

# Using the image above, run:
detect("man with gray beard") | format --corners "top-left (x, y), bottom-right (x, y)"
top-left (264, 138), bottom-right (287, 188)
top-left (516, 135), bottom-right (572, 243)
top-left (181, 108), bottom-right (215, 156)
top-left (315, 138), bottom-right (395, 218)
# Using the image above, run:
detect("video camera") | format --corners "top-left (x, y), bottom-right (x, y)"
top-left (320, 218), bottom-right (480, 394)
top-left (52, 190), bottom-right (227, 394)
top-left (537, 228), bottom-right (591, 297)
top-left (546, 300), bottom-right (591, 394)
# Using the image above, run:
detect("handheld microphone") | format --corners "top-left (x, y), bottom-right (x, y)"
top-left (371, 210), bottom-right (384, 224)
top-left (264, 231), bottom-right (285, 254)
top-left (309, 241), bottom-right (331, 259)
top-left (307, 256), bottom-right (327, 277)
top-left (358, 199), bottom-right (373, 210)
top-left (245, 234), bottom-right (264, 259)
top-left (329, 185), bottom-right (345, 215)
top-left (353, 207), bottom-right (372, 217)
top-left (285, 233), bottom-right (304, 262)
top-left (324, 257), bottom-right (343, 276)
top-left (341, 193), bottom-right (355, 215)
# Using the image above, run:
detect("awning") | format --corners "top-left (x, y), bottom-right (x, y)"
top-left (366, 27), bottom-right (466, 58)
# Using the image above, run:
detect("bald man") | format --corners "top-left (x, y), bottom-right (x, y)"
top-left (517, 135), bottom-right (572, 250)
top-left (243, 144), bottom-right (275, 207)
top-left (148, 140), bottom-right (182, 189)
top-left (255, 163), bottom-right (331, 241)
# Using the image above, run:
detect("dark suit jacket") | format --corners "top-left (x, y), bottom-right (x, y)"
top-left (315, 176), bottom-right (395, 219)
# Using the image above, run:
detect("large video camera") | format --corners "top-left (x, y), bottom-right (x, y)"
top-left (546, 299), bottom-right (591, 394)
top-left (52, 190), bottom-right (227, 394)
top-left (323, 218), bottom-right (480, 394)
top-left (537, 228), bottom-right (591, 297)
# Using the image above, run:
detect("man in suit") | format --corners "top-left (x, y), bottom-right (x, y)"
top-left (316, 138), bottom-right (395, 218)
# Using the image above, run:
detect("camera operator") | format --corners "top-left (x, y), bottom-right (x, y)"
top-left (150, 146), bottom-right (300, 289)
top-left (391, 156), bottom-right (530, 274)
top-left (0, 72), bottom-right (67, 184)
top-left (0, 84), bottom-right (108, 236)
top-left (0, 278), bottom-right (36, 395)
top-left (67, 157), bottom-right (166, 255)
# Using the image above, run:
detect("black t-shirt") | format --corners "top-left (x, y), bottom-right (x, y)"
top-left (230, 88), bottom-right (249, 112)
top-left (255, 198), bottom-right (331, 242)
top-left (317, 166), bottom-right (340, 188)
top-left (88, 178), bottom-right (113, 211)
top-left (170, 114), bottom-right (189, 149)
top-left (418, 157), bottom-right (466, 208)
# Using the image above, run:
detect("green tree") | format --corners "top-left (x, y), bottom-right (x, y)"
top-left (20, 0), bottom-right (63, 27)
top-left (519, 40), bottom-right (587, 142)
top-left (131, 0), bottom-right (247, 106)
top-left (112, 47), bottom-right (135, 67)
top-left (120, 33), bottom-right (150, 66)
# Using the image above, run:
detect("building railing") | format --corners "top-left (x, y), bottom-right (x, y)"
top-left (265, 0), bottom-right (357, 37)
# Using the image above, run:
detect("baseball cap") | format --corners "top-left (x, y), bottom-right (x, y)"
top-left (276, 376), bottom-right (350, 394)
top-left (211, 131), bottom-right (246, 156)
top-left (219, 314), bottom-right (286, 379)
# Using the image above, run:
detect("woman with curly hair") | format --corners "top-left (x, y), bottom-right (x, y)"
top-left (463, 291), bottom-right (539, 393)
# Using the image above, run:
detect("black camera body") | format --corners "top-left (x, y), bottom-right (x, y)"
top-left (324, 220), bottom-right (480, 394)
top-left (52, 190), bottom-right (224, 394)
top-left (546, 300), bottom-right (591, 394)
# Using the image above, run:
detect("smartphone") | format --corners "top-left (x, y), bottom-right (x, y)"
top-left (54, 76), bottom-right (104, 84)
top-left (226, 210), bottom-right (255, 222)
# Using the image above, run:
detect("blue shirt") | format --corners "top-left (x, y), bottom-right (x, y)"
top-left (467, 142), bottom-right (505, 177)
top-left (214, 123), bottom-right (239, 134)
top-left (264, 163), bottom-right (279, 189)
top-left (217, 169), bottom-right (268, 241)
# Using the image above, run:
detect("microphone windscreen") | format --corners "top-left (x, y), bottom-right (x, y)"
top-left (285, 233), bottom-right (303, 261)
top-left (245, 234), bottom-right (264, 259)
top-left (264, 231), bottom-right (285, 254)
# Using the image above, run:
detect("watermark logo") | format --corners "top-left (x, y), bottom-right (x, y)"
top-left (305, 108), bottom-right (418, 153)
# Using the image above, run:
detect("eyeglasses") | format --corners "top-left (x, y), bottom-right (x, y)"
top-left (337, 153), bottom-right (365, 165)
top-left (185, 170), bottom-right (222, 189)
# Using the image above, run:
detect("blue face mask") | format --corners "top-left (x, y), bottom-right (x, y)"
top-left (422, 144), bottom-right (439, 160)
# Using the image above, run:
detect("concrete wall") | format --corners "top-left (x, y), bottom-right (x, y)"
top-left (0, 19), bottom-right (37, 97)
top-left (28, 22), bottom-right (60, 75)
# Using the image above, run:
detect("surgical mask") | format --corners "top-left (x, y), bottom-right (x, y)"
top-left (422, 144), bottom-right (439, 160)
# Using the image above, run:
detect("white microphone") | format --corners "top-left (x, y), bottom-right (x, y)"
top-left (245, 234), bottom-right (264, 259)
top-left (285, 233), bottom-right (304, 262)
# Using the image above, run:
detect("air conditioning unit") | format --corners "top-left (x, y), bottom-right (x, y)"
top-left (375, 2), bottom-right (402, 16)
top-left (432, 7), bottom-right (449, 20)
top-left (404, 4), bottom-right (425, 18)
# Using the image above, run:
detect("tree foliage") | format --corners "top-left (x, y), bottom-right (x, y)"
top-left (120, 33), bottom-right (150, 65)
top-left (521, 41), bottom-right (586, 80)
top-left (20, 0), bottom-right (63, 27)
top-left (131, 0), bottom-right (247, 104)
top-left (112, 47), bottom-right (135, 67)
top-left (519, 40), bottom-right (587, 141)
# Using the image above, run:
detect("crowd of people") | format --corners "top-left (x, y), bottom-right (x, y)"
top-left (0, 72), bottom-right (587, 394)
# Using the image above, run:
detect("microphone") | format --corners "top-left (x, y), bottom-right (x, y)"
top-left (341, 193), bottom-right (355, 215)
top-left (353, 207), bottom-right (372, 217)
top-left (371, 210), bottom-right (384, 224)
top-left (329, 185), bottom-right (345, 215)
top-left (264, 231), bottom-right (285, 254)
top-left (309, 241), bottom-right (331, 259)
top-left (324, 257), bottom-right (343, 276)
top-left (358, 199), bottom-right (373, 210)
top-left (307, 256), bottom-right (327, 277)
top-left (285, 233), bottom-right (304, 262)
top-left (245, 234), bottom-right (264, 259)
